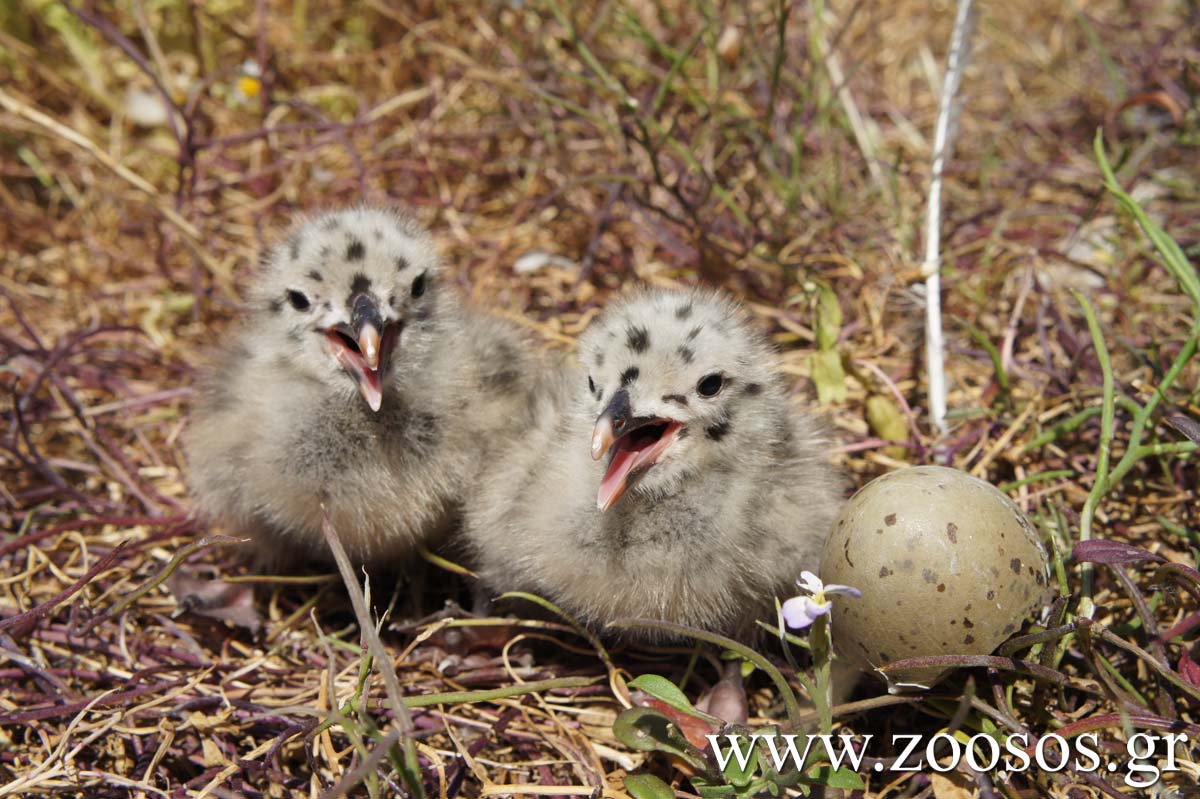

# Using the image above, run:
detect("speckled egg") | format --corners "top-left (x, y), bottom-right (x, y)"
top-left (819, 466), bottom-right (1051, 692)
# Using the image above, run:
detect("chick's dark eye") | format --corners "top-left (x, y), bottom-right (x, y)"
top-left (287, 290), bottom-right (311, 311)
top-left (697, 373), bottom-right (724, 397)
top-left (411, 271), bottom-right (427, 298)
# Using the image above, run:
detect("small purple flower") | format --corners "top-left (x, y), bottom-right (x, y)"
top-left (782, 571), bottom-right (862, 631)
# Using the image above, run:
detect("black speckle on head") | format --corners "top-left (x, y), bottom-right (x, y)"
top-left (627, 326), bottom-right (649, 353)
top-left (307, 270), bottom-right (324, 283)
top-left (675, 302), bottom-right (693, 320)
top-left (705, 419), bottom-right (731, 441)
top-left (677, 426), bottom-right (690, 439)
top-left (346, 239), bottom-right (366, 262)
top-left (662, 393), bottom-right (688, 406)
top-left (323, 301), bottom-right (332, 311)
top-left (677, 346), bottom-right (694, 364)
top-left (289, 236), bottom-right (301, 261)
top-left (389, 293), bottom-right (399, 309)
top-left (595, 352), bottom-right (604, 368)
top-left (620, 367), bottom-right (639, 386)
top-left (321, 217), bottom-right (339, 232)
top-left (349, 273), bottom-right (371, 296)
top-left (320, 246), bottom-right (332, 259)
top-left (268, 299), bottom-right (282, 315)
top-left (745, 382), bottom-right (762, 396)
top-left (396, 256), bottom-right (409, 272)
top-left (687, 326), bottom-right (702, 341)
top-left (372, 228), bottom-right (383, 240)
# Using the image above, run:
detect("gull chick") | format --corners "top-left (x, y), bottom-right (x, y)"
top-left (187, 206), bottom-right (540, 566)
top-left (465, 288), bottom-right (845, 636)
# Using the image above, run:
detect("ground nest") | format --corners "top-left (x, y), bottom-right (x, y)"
top-left (1, 1), bottom-right (1198, 797)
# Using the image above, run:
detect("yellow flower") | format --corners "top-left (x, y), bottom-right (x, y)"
top-left (234, 61), bottom-right (262, 103)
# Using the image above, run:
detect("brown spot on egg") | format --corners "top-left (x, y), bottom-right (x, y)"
top-left (817, 465), bottom-right (1050, 693)
top-left (964, 635), bottom-right (975, 645)
top-left (1010, 558), bottom-right (1022, 574)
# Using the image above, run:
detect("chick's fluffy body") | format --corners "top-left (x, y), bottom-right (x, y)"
top-left (187, 207), bottom-right (541, 565)
top-left (465, 288), bottom-right (845, 636)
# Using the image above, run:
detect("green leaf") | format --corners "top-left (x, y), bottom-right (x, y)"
top-left (611, 708), bottom-right (713, 775)
top-left (803, 765), bottom-right (866, 790)
top-left (624, 773), bottom-right (676, 799)
top-left (813, 282), bottom-right (843, 352)
top-left (720, 742), bottom-right (757, 789)
top-left (865, 394), bottom-right (907, 456)
top-left (809, 349), bottom-right (847, 405)
top-left (1094, 130), bottom-right (1200, 311)
top-left (628, 674), bottom-right (700, 717)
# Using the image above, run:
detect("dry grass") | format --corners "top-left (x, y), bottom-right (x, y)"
top-left (1, 0), bottom-right (1198, 796)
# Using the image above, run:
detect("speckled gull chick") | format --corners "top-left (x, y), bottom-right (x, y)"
top-left (464, 287), bottom-right (846, 637)
top-left (186, 206), bottom-right (543, 567)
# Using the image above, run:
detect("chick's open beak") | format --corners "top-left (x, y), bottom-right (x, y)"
top-left (591, 388), bottom-right (684, 512)
top-left (590, 388), bottom-right (631, 460)
top-left (357, 323), bottom-right (381, 372)
top-left (324, 294), bottom-right (399, 412)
